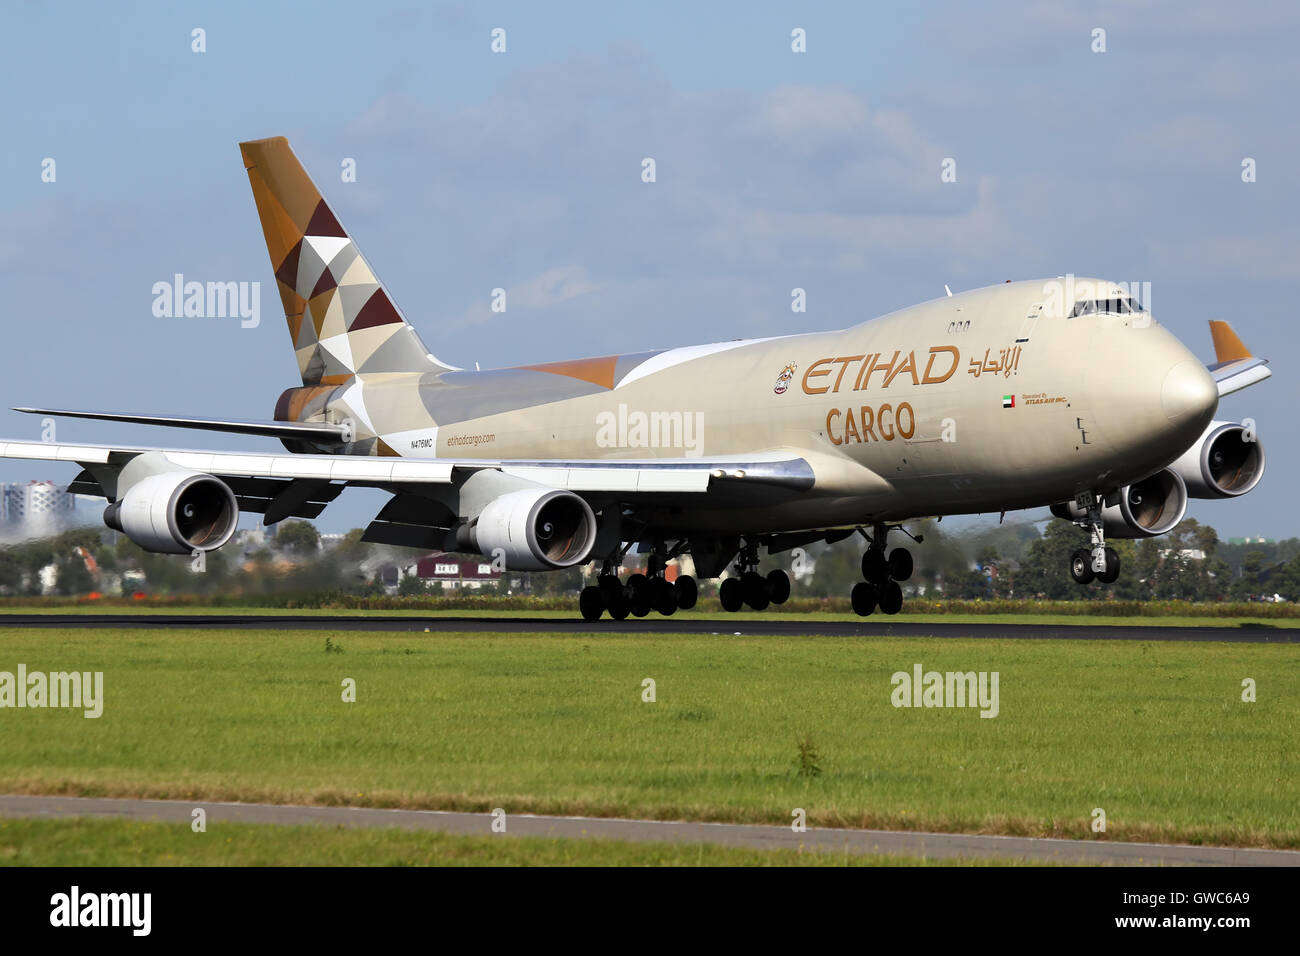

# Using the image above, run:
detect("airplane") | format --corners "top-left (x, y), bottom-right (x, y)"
top-left (0, 137), bottom-right (1270, 620)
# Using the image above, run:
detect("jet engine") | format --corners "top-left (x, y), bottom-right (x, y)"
top-left (1051, 468), bottom-right (1188, 539)
top-left (104, 471), bottom-right (239, 554)
top-left (1168, 420), bottom-right (1265, 499)
top-left (462, 487), bottom-right (597, 571)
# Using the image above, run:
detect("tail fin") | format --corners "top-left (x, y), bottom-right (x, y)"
top-left (239, 136), bottom-right (454, 385)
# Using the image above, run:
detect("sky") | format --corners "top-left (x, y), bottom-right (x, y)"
top-left (0, 0), bottom-right (1295, 538)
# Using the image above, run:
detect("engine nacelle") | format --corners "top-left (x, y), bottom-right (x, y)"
top-left (104, 471), bottom-right (239, 554)
top-left (1168, 420), bottom-right (1265, 499)
top-left (1050, 468), bottom-right (1188, 539)
top-left (466, 488), bottom-right (597, 571)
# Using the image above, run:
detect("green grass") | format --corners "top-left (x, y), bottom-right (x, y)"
top-left (0, 604), bottom-right (1294, 628)
top-left (0, 628), bottom-right (1295, 849)
top-left (0, 817), bottom-right (1033, 866)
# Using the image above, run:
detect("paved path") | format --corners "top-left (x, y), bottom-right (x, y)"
top-left (2, 795), bottom-right (1295, 865)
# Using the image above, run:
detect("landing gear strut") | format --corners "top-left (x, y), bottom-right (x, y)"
top-left (1068, 492), bottom-right (1120, 585)
top-left (851, 523), bottom-right (916, 616)
top-left (719, 539), bottom-right (791, 613)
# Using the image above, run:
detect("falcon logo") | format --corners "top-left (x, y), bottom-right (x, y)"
top-left (774, 362), bottom-right (797, 395)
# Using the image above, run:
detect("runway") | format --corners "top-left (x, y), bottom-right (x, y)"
top-left (0, 794), bottom-right (1293, 865)
top-left (0, 613), bottom-right (1296, 642)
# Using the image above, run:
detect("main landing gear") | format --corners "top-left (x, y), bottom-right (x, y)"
top-left (718, 540), bottom-right (791, 613)
top-left (850, 523), bottom-right (915, 616)
top-left (1067, 492), bottom-right (1120, 585)
top-left (579, 550), bottom-right (699, 621)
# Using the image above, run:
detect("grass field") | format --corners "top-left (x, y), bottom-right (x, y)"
top-left (0, 626), bottom-right (1295, 857)
top-left (0, 817), bottom-right (1035, 866)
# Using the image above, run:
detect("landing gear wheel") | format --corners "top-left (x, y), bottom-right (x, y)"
top-left (851, 581), bottom-right (878, 617)
top-left (606, 596), bottom-right (630, 620)
top-left (598, 576), bottom-right (623, 603)
top-left (741, 570), bottom-right (770, 610)
top-left (766, 569), bottom-right (791, 605)
top-left (647, 576), bottom-right (671, 608)
top-left (654, 582), bottom-right (678, 616)
top-left (627, 574), bottom-right (652, 617)
top-left (675, 575), bottom-right (698, 610)
top-left (1096, 547), bottom-right (1120, 584)
top-left (719, 577), bottom-right (744, 613)
top-left (887, 548), bottom-right (913, 582)
top-left (861, 549), bottom-right (888, 585)
top-left (1069, 549), bottom-right (1095, 585)
top-left (879, 580), bottom-right (903, 615)
top-left (579, 586), bottom-right (604, 621)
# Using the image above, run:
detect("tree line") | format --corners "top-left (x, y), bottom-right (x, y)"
top-left (2, 516), bottom-right (1298, 603)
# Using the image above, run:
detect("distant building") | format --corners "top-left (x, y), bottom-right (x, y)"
top-left (413, 552), bottom-right (503, 590)
top-left (1, 480), bottom-right (76, 534)
top-left (1228, 537), bottom-right (1275, 545)
top-left (1158, 548), bottom-right (1207, 562)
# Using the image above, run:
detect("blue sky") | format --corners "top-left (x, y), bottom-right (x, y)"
top-left (1, 0), bottom-right (1295, 537)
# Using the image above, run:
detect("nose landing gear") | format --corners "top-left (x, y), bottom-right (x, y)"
top-left (1068, 492), bottom-right (1120, 585)
top-left (851, 523), bottom-right (917, 616)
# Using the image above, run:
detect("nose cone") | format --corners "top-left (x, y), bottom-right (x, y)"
top-left (1162, 360), bottom-right (1218, 426)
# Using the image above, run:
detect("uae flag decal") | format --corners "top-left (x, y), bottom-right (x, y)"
top-left (1002, 394), bottom-right (1015, 408)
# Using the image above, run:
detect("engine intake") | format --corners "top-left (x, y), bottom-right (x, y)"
top-left (105, 471), bottom-right (239, 554)
top-left (1169, 420), bottom-right (1265, 499)
top-left (467, 488), bottom-right (597, 571)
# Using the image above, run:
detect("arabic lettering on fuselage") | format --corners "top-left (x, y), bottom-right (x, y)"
top-left (966, 346), bottom-right (1022, 379)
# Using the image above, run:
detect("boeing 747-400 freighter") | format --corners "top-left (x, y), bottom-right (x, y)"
top-left (0, 138), bottom-right (1270, 619)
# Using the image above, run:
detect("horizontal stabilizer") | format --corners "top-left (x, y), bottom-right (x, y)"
top-left (13, 407), bottom-right (349, 443)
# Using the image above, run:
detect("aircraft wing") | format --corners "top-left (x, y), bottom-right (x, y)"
top-left (12, 407), bottom-right (352, 443)
top-left (0, 438), bottom-right (815, 526)
top-left (1207, 320), bottom-right (1271, 397)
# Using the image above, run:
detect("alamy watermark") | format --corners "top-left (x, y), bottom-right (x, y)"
top-left (1, 664), bottom-right (103, 718)
top-left (50, 886), bottom-right (150, 936)
top-left (595, 404), bottom-right (705, 456)
top-left (891, 663), bottom-right (999, 718)
top-left (152, 274), bottom-right (260, 328)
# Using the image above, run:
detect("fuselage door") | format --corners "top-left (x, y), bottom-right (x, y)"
top-left (1016, 303), bottom-right (1043, 344)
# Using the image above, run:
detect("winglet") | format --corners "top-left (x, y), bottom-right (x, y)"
top-left (1209, 320), bottom-right (1252, 363)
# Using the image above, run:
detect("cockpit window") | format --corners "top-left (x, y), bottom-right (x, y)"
top-left (1067, 296), bottom-right (1145, 318)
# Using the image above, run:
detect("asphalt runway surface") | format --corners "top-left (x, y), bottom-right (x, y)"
top-left (1, 613), bottom-right (1296, 642)
top-left (1, 795), bottom-right (1294, 865)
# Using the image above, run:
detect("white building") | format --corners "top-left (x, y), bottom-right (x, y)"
top-left (1, 480), bottom-right (76, 536)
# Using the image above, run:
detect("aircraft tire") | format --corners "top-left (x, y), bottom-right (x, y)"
top-left (719, 577), bottom-right (744, 613)
top-left (579, 585), bottom-right (604, 621)
top-left (1069, 549), bottom-right (1096, 585)
top-left (741, 571), bottom-right (770, 611)
top-left (767, 569), bottom-right (791, 605)
top-left (880, 580), bottom-right (903, 615)
top-left (887, 548), bottom-right (914, 582)
top-left (851, 581), bottom-right (877, 616)
top-left (862, 548), bottom-right (888, 584)
top-left (1096, 547), bottom-right (1120, 584)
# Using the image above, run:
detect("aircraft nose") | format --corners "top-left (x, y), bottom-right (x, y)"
top-left (1161, 360), bottom-right (1218, 426)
